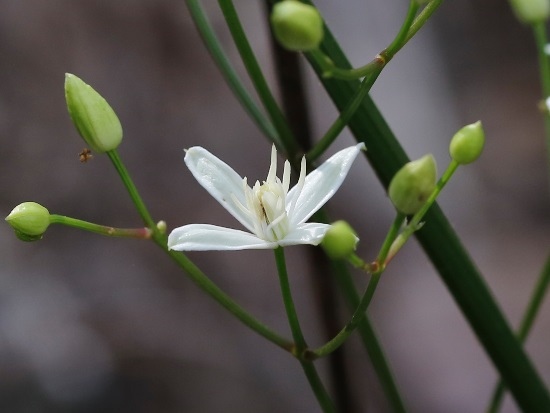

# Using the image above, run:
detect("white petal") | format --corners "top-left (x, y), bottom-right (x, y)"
top-left (184, 147), bottom-right (255, 232)
top-left (287, 143), bottom-right (365, 225)
top-left (168, 224), bottom-right (278, 251)
top-left (278, 223), bottom-right (331, 247)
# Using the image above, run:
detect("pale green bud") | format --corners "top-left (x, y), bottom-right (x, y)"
top-left (65, 73), bottom-right (123, 153)
top-left (271, 0), bottom-right (324, 51)
top-left (321, 220), bottom-right (358, 260)
top-left (389, 155), bottom-right (437, 215)
top-left (5, 202), bottom-right (51, 241)
top-left (449, 121), bottom-right (485, 165)
top-left (509, 0), bottom-right (550, 23)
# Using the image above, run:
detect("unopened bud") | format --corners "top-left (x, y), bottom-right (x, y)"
top-left (389, 155), bottom-right (437, 215)
top-left (449, 121), bottom-right (485, 165)
top-left (321, 220), bottom-right (358, 260)
top-left (5, 202), bottom-right (51, 241)
top-left (509, 0), bottom-right (550, 24)
top-left (271, 0), bottom-right (324, 51)
top-left (65, 73), bottom-right (123, 153)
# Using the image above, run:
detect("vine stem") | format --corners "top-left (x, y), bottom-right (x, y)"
top-left (106, 149), bottom-right (293, 352)
top-left (274, 247), bottom-right (336, 413)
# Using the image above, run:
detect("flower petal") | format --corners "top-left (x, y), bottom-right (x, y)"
top-left (278, 222), bottom-right (331, 247)
top-left (287, 143), bottom-right (365, 225)
top-left (168, 224), bottom-right (278, 251)
top-left (184, 147), bottom-right (255, 232)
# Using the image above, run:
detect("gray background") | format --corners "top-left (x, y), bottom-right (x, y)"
top-left (0, 0), bottom-right (549, 412)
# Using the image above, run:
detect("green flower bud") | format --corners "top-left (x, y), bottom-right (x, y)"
top-left (449, 121), bottom-right (485, 165)
top-left (321, 220), bottom-right (358, 260)
top-left (65, 73), bottom-right (123, 153)
top-left (271, 0), bottom-right (324, 51)
top-left (509, 0), bottom-right (550, 24)
top-left (5, 202), bottom-right (51, 241)
top-left (389, 155), bottom-right (437, 215)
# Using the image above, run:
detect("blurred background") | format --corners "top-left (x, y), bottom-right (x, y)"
top-left (1, 0), bottom-right (549, 412)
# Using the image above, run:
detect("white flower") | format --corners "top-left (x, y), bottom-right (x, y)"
top-left (168, 143), bottom-right (365, 251)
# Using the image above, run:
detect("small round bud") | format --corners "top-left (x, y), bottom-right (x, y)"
top-left (65, 73), bottom-right (123, 153)
top-left (321, 220), bottom-right (358, 260)
top-left (5, 202), bottom-right (51, 241)
top-left (509, 0), bottom-right (550, 24)
top-left (449, 121), bottom-right (485, 165)
top-left (157, 220), bottom-right (167, 234)
top-left (271, 0), bottom-right (324, 51)
top-left (389, 155), bottom-right (437, 215)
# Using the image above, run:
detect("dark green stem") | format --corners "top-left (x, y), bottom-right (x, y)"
top-left (306, 14), bottom-right (550, 411)
top-left (486, 254), bottom-right (550, 413)
top-left (274, 247), bottom-right (336, 413)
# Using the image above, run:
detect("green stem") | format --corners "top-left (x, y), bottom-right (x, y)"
top-left (404, 0), bottom-right (443, 43)
top-left (308, 0), bottom-right (419, 81)
top-left (306, 69), bottom-right (382, 162)
top-left (49, 214), bottom-right (152, 238)
top-left (306, 0), bottom-right (422, 161)
top-left (217, 0), bottom-right (299, 159)
top-left (331, 260), bottom-right (407, 413)
top-left (486, 254), bottom-right (550, 413)
top-left (185, 0), bottom-right (279, 144)
top-left (384, 0), bottom-right (420, 59)
top-left (274, 247), bottom-right (336, 413)
top-left (107, 150), bottom-right (293, 352)
top-left (309, 271), bottom-right (381, 359)
top-left (307, 15), bottom-right (550, 411)
top-left (308, 212), bottom-right (404, 359)
top-left (533, 22), bottom-right (550, 182)
top-left (107, 150), bottom-right (157, 230)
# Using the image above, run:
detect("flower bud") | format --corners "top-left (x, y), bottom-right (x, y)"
top-left (65, 73), bottom-right (123, 153)
top-left (271, 0), bottom-right (324, 51)
top-left (389, 155), bottom-right (437, 215)
top-left (509, 0), bottom-right (550, 24)
top-left (449, 121), bottom-right (485, 165)
top-left (5, 202), bottom-right (51, 241)
top-left (321, 220), bottom-right (358, 260)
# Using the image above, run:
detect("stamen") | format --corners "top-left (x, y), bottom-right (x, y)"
top-left (266, 145), bottom-right (277, 183)
top-left (288, 156), bottom-right (307, 217)
top-left (282, 160), bottom-right (291, 194)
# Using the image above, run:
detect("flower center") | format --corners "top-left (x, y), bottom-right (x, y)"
top-left (232, 146), bottom-right (306, 242)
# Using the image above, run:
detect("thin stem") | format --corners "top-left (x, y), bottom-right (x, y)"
top-left (404, 0), bottom-right (443, 43)
top-left (533, 22), bottom-right (550, 182)
top-left (49, 214), bottom-right (152, 239)
top-left (486, 254), bottom-right (550, 413)
top-left (307, 0), bottom-right (419, 81)
top-left (185, 0), bottom-right (279, 144)
top-left (107, 150), bottom-right (293, 352)
top-left (384, 0), bottom-right (420, 59)
top-left (274, 247), bottom-right (336, 413)
top-left (309, 271), bottom-right (381, 359)
top-left (107, 150), bottom-right (157, 230)
top-left (217, 0), bottom-right (299, 159)
top-left (330, 260), bottom-right (407, 413)
top-left (306, 68), bottom-right (383, 162)
top-left (308, 212), bottom-right (405, 359)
